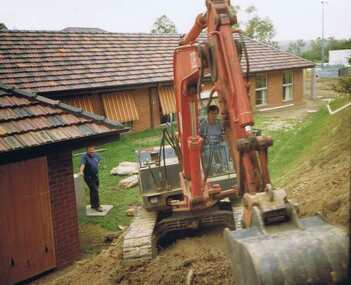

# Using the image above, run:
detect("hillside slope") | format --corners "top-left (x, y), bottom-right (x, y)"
top-left (277, 108), bottom-right (350, 227)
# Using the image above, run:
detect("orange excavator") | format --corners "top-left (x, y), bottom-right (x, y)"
top-left (123, 1), bottom-right (349, 284)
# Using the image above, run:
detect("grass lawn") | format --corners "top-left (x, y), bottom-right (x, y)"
top-left (73, 128), bottom-right (162, 231)
top-left (329, 94), bottom-right (351, 111)
top-left (73, 107), bottom-right (331, 234)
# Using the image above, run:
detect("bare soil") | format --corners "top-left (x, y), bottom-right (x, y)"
top-left (33, 228), bottom-right (233, 285)
top-left (278, 109), bottom-right (350, 228)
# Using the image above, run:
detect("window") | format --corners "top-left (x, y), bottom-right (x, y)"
top-left (283, 71), bottom-right (293, 101)
top-left (255, 74), bottom-right (267, 106)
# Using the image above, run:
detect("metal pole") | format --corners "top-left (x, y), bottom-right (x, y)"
top-left (321, 1), bottom-right (327, 68)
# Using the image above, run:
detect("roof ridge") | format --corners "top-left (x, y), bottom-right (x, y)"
top-left (0, 83), bottom-right (126, 130)
top-left (0, 30), bottom-right (183, 37)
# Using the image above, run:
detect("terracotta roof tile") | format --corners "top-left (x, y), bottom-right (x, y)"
top-left (0, 31), bottom-right (314, 93)
top-left (0, 84), bottom-right (127, 154)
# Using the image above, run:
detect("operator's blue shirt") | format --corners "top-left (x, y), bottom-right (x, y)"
top-left (81, 153), bottom-right (101, 178)
top-left (199, 120), bottom-right (223, 145)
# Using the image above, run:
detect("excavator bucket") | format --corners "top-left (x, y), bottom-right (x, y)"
top-left (224, 206), bottom-right (349, 285)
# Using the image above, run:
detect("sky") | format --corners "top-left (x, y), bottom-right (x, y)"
top-left (1, 0), bottom-right (350, 41)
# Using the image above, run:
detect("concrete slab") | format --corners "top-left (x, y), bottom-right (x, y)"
top-left (86, 205), bottom-right (113, 217)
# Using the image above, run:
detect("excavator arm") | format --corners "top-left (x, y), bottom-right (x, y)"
top-left (173, 0), bottom-right (272, 217)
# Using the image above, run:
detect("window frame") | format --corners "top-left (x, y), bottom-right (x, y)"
top-left (282, 71), bottom-right (293, 102)
top-left (255, 73), bottom-right (268, 106)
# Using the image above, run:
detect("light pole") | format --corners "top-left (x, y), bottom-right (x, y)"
top-left (321, 1), bottom-right (327, 68)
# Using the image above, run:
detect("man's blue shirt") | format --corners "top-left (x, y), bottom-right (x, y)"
top-left (81, 153), bottom-right (101, 178)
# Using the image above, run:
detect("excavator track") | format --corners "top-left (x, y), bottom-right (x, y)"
top-left (122, 206), bottom-right (157, 263)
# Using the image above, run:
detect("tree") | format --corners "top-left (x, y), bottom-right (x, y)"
top-left (331, 77), bottom-right (351, 95)
top-left (244, 16), bottom-right (276, 44)
top-left (151, 15), bottom-right (177, 34)
top-left (301, 37), bottom-right (351, 62)
top-left (288, 39), bottom-right (306, 56)
top-left (230, 4), bottom-right (276, 45)
top-left (0, 23), bottom-right (7, 31)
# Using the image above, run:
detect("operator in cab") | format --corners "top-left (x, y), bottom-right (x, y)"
top-left (199, 105), bottom-right (231, 175)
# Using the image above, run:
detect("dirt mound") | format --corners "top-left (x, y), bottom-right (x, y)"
top-left (279, 110), bottom-right (350, 227)
top-left (33, 229), bottom-right (233, 285)
top-left (116, 229), bottom-right (233, 285)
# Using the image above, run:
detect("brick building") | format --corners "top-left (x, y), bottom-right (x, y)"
top-left (0, 84), bottom-right (126, 285)
top-left (0, 31), bottom-right (314, 132)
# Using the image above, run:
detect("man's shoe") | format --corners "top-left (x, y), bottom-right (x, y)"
top-left (93, 206), bottom-right (104, 212)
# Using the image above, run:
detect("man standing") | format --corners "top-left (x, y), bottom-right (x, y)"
top-left (80, 145), bottom-right (103, 212)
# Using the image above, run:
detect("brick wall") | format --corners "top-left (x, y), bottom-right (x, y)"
top-left (132, 88), bottom-right (161, 132)
top-left (248, 77), bottom-right (256, 111)
top-left (251, 69), bottom-right (305, 110)
top-left (267, 71), bottom-right (283, 106)
top-left (132, 89), bottom-right (151, 131)
top-left (47, 151), bottom-right (80, 268)
top-left (293, 69), bottom-right (304, 105)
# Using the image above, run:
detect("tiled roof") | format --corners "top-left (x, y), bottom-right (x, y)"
top-left (0, 84), bottom-right (126, 154)
top-left (0, 31), bottom-right (314, 93)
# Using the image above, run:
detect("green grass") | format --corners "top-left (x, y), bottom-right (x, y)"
top-left (74, 108), bottom-right (333, 232)
top-left (265, 109), bottom-right (329, 182)
top-left (329, 95), bottom-right (351, 111)
top-left (73, 128), bottom-right (163, 231)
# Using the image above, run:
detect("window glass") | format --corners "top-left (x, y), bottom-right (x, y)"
top-left (256, 90), bottom-right (267, 105)
top-left (256, 74), bottom-right (267, 89)
top-left (283, 72), bottom-right (293, 85)
top-left (255, 74), bottom-right (267, 105)
top-left (282, 71), bottom-right (293, 101)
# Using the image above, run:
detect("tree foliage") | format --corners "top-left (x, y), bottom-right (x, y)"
top-left (151, 15), bottom-right (177, 34)
top-left (244, 16), bottom-right (276, 44)
top-left (230, 4), bottom-right (276, 46)
top-left (300, 37), bottom-right (351, 62)
top-left (0, 23), bottom-right (7, 31)
top-left (331, 76), bottom-right (351, 95)
top-left (288, 39), bottom-right (306, 56)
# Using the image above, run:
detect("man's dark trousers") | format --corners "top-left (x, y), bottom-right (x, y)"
top-left (84, 175), bottom-right (100, 209)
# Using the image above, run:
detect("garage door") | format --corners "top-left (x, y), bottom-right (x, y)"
top-left (0, 157), bottom-right (56, 285)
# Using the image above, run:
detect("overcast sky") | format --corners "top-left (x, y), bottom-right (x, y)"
top-left (1, 0), bottom-right (350, 41)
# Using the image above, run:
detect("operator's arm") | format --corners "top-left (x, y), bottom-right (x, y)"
top-left (80, 154), bottom-right (86, 176)
top-left (80, 164), bottom-right (85, 176)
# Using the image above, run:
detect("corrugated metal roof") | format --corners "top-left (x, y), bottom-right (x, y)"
top-left (0, 84), bottom-right (127, 154)
top-left (0, 31), bottom-right (314, 93)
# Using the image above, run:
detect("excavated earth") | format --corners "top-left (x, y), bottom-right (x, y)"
top-left (33, 108), bottom-right (350, 285)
